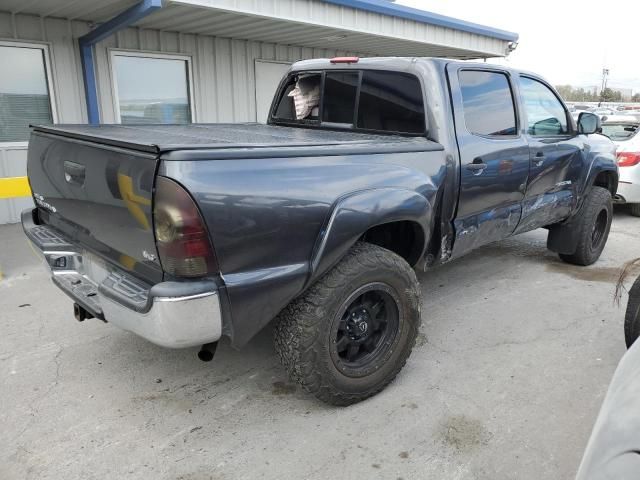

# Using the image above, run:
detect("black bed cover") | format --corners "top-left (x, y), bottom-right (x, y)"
top-left (32, 123), bottom-right (435, 155)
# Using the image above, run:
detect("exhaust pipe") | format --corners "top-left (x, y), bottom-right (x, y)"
top-left (197, 342), bottom-right (218, 362)
top-left (73, 303), bottom-right (94, 322)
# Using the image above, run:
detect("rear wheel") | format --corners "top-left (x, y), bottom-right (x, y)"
top-left (624, 275), bottom-right (640, 348)
top-left (558, 187), bottom-right (613, 266)
top-left (274, 242), bottom-right (421, 406)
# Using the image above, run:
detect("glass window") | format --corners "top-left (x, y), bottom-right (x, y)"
top-left (458, 70), bottom-right (517, 136)
top-left (271, 70), bottom-right (425, 135)
top-left (322, 72), bottom-right (359, 125)
top-left (273, 73), bottom-right (321, 122)
top-left (601, 123), bottom-right (638, 141)
top-left (112, 54), bottom-right (192, 124)
top-left (0, 44), bottom-right (54, 142)
top-left (520, 77), bottom-right (568, 136)
top-left (357, 71), bottom-right (424, 134)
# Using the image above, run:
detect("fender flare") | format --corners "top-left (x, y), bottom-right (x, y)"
top-left (583, 161), bottom-right (619, 199)
top-left (307, 188), bottom-right (433, 285)
top-left (548, 163), bottom-right (618, 255)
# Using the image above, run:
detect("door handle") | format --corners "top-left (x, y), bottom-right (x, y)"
top-left (466, 158), bottom-right (488, 174)
top-left (533, 151), bottom-right (545, 167)
top-left (63, 161), bottom-right (86, 186)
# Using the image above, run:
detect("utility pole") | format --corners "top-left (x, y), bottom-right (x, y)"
top-left (599, 68), bottom-right (609, 106)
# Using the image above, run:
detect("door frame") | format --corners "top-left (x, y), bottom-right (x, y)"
top-left (253, 59), bottom-right (291, 123)
top-left (445, 63), bottom-right (530, 258)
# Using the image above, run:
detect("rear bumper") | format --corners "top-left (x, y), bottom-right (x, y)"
top-left (21, 209), bottom-right (223, 348)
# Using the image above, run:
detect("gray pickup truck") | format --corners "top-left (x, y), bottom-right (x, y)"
top-left (23, 57), bottom-right (618, 405)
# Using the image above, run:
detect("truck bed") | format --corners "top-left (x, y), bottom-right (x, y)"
top-left (32, 123), bottom-right (434, 154)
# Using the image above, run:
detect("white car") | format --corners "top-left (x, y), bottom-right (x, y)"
top-left (601, 115), bottom-right (640, 216)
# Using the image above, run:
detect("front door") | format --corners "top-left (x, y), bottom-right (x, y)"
top-left (447, 66), bottom-right (530, 258)
top-left (514, 75), bottom-right (584, 233)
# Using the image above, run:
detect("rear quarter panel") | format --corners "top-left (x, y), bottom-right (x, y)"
top-left (160, 149), bottom-right (446, 346)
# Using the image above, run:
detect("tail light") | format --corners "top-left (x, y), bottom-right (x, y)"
top-left (617, 152), bottom-right (640, 167)
top-left (153, 177), bottom-right (218, 278)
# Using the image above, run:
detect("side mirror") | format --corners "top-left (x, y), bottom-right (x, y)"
top-left (578, 112), bottom-right (601, 135)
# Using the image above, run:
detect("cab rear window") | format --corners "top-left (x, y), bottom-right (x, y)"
top-left (271, 70), bottom-right (425, 135)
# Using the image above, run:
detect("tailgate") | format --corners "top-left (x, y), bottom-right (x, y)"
top-left (27, 131), bottom-right (162, 283)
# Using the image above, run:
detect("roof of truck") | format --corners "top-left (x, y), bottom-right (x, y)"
top-left (290, 57), bottom-right (550, 87)
top-left (32, 123), bottom-right (440, 155)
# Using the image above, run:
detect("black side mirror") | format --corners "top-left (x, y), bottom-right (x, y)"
top-left (578, 112), bottom-right (601, 135)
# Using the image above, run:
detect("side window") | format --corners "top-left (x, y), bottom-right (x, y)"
top-left (322, 72), bottom-right (359, 125)
top-left (357, 71), bottom-right (425, 134)
top-left (458, 70), bottom-right (517, 136)
top-left (519, 77), bottom-right (568, 136)
top-left (0, 43), bottom-right (55, 142)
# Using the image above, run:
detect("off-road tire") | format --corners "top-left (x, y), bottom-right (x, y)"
top-left (630, 204), bottom-right (640, 218)
top-left (274, 242), bottom-right (421, 406)
top-left (624, 275), bottom-right (640, 348)
top-left (559, 187), bottom-right (613, 266)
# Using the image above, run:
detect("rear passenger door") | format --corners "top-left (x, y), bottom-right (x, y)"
top-left (514, 75), bottom-right (584, 233)
top-left (447, 66), bottom-right (530, 257)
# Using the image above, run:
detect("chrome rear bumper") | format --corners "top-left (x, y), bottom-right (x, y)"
top-left (22, 209), bottom-right (223, 348)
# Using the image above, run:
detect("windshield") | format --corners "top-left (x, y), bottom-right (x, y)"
top-left (601, 123), bottom-right (639, 141)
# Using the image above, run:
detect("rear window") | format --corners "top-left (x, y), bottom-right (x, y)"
top-left (271, 70), bottom-right (425, 135)
top-left (322, 72), bottom-right (359, 124)
top-left (601, 123), bottom-right (639, 141)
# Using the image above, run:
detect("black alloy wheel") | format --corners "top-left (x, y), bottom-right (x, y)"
top-left (330, 283), bottom-right (400, 375)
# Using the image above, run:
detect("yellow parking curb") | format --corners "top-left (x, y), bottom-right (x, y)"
top-left (0, 177), bottom-right (31, 199)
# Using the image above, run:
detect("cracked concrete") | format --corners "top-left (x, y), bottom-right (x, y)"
top-left (1, 209), bottom-right (639, 480)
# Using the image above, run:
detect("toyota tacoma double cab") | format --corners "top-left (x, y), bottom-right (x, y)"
top-left (23, 57), bottom-right (618, 405)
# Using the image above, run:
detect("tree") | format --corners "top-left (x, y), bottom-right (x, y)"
top-left (556, 85), bottom-right (574, 101)
top-left (600, 88), bottom-right (617, 103)
top-left (554, 85), bottom-right (598, 102)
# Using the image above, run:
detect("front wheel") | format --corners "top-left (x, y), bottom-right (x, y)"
top-left (274, 242), bottom-right (421, 406)
top-left (558, 187), bottom-right (613, 266)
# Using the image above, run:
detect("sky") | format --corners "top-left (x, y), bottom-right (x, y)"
top-left (397, 0), bottom-right (639, 92)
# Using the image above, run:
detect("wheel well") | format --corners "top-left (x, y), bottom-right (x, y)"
top-left (593, 171), bottom-right (617, 196)
top-left (360, 221), bottom-right (425, 267)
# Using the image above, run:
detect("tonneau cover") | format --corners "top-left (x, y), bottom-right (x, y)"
top-left (32, 123), bottom-right (432, 154)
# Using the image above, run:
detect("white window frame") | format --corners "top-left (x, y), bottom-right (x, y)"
top-left (0, 40), bottom-right (58, 147)
top-left (109, 49), bottom-right (197, 124)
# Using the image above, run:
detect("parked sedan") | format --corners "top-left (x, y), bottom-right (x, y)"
top-left (601, 116), bottom-right (640, 216)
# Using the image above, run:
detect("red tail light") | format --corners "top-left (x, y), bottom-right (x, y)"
top-left (617, 152), bottom-right (640, 167)
top-left (330, 56), bottom-right (359, 64)
top-left (153, 177), bottom-right (218, 278)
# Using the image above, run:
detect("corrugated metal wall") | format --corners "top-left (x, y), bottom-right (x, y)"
top-left (95, 28), bottom-right (358, 123)
top-left (0, 12), bottom-right (359, 224)
top-left (0, 146), bottom-right (32, 223)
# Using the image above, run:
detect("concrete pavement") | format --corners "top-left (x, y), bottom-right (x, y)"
top-left (1, 210), bottom-right (639, 480)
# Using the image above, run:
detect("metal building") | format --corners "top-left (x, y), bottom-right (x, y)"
top-left (0, 0), bottom-right (518, 224)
